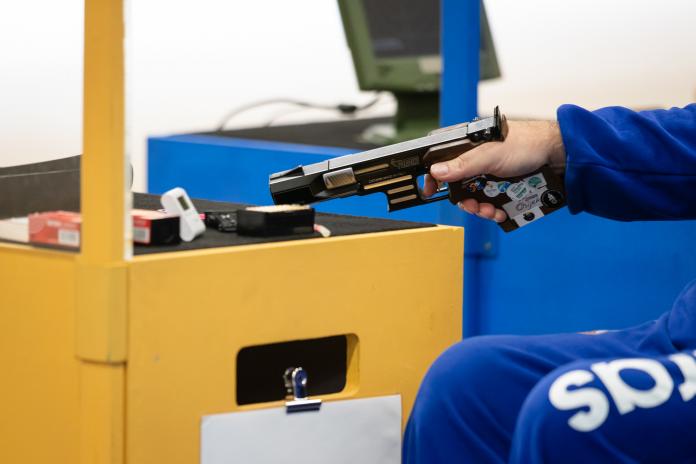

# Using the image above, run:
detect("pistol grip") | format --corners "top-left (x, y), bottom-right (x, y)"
top-left (447, 165), bottom-right (566, 232)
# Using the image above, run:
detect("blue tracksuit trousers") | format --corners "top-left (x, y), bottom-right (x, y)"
top-left (404, 104), bottom-right (696, 463)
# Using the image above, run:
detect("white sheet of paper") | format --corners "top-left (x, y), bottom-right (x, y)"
top-left (201, 395), bottom-right (402, 464)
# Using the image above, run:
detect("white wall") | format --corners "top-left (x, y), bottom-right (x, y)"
top-left (2, 0), bottom-right (695, 192)
top-left (0, 1), bottom-right (83, 166)
top-left (480, 0), bottom-right (696, 116)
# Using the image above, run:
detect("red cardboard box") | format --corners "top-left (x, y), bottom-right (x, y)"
top-left (28, 209), bottom-right (181, 249)
top-left (132, 209), bottom-right (180, 245)
top-left (28, 211), bottom-right (81, 248)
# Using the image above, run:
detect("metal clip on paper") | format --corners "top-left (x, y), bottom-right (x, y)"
top-left (284, 367), bottom-right (322, 413)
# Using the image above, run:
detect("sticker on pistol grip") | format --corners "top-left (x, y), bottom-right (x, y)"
top-left (502, 193), bottom-right (542, 219)
top-left (483, 181), bottom-right (500, 198)
top-left (524, 173), bottom-right (547, 190)
top-left (512, 207), bottom-right (545, 227)
top-left (505, 182), bottom-right (531, 201)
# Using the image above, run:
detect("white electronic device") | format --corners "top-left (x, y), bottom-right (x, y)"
top-left (160, 187), bottom-right (205, 242)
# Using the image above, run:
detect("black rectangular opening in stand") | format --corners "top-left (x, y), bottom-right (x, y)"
top-left (236, 335), bottom-right (349, 406)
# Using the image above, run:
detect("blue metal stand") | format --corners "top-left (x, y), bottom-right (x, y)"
top-left (441, 0), bottom-right (496, 336)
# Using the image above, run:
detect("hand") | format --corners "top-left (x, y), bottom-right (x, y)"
top-left (424, 120), bottom-right (566, 222)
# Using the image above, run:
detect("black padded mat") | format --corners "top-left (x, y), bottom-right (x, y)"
top-left (0, 155), bottom-right (81, 219)
top-left (133, 194), bottom-right (433, 255)
top-left (0, 158), bottom-right (434, 254)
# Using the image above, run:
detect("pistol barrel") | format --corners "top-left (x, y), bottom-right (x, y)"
top-left (269, 107), bottom-right (505, 209)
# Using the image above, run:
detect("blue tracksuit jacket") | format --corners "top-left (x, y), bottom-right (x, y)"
top-left (562, 104), bottom-right (696, 221)
top-left (404, 104), bottom-right (696, 463)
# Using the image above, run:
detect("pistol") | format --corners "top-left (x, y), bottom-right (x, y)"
top-left (269, 107), bottom-right (566, 232)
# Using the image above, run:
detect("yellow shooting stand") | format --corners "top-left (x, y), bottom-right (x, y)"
top-left (0, 1), bottom-right (464, 463)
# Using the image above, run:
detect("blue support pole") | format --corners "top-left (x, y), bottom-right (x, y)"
top-left (440, 0), bottom-right (491, 337)
top-left (440, 0), bottom-right (479, 126)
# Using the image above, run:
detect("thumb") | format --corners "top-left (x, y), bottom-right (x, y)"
top-left (429, 143), bottom-right (501, 182)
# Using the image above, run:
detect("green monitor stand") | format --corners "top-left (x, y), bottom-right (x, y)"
top-left (359, 91), bottom-right (439, 145)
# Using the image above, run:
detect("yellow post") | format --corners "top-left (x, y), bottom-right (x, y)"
top-left (78, 0), bottom-right (128, 363)
top-left (82, 0), bottom-right (128, 265)
top-left (78, 0), bottom-right (128, 462)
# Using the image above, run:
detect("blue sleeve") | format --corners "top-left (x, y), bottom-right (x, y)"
top-left (556, 103), bottom-right (696, 221)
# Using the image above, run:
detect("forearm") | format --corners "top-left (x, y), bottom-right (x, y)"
top-left (558, 104), bottom-right (696, 221)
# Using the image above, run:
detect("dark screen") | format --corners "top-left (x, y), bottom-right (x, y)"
top-left (177, 194), bottom-right (191, 211)
top-left (363, 0), bottom-right (439, 58)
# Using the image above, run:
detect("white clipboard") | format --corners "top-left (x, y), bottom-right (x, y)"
top-left (201, 395), bottom-right (402, 464)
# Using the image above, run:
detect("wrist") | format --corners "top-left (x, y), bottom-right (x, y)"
top-left (546, 121), bottom-right (566, 174)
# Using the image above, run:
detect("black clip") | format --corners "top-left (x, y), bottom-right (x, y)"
top-left (284, 367), bottom-right (322, 413)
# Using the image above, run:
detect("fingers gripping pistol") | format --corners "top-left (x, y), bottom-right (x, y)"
top-left (269, 107), bottom-right (566, 232)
